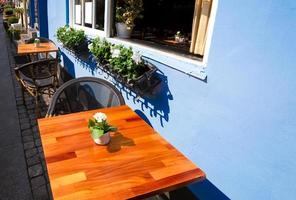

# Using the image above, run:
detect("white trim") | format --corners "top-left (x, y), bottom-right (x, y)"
top-left (68, 0), bottom-right (219, 80)
top-left (202, 0), bottom-right (219, 67)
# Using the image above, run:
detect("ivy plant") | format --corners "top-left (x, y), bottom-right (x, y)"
top-left (109, 45), bottom-right (145, 82)
top-left (56, 26), bottom-right (86, 50)
top-left (88, 38), bottom-right (112, 65)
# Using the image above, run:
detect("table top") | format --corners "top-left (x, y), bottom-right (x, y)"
top-left (38, 105), bottom-right (205, 200)
top-left (17, 42), bottom-right (58, 55)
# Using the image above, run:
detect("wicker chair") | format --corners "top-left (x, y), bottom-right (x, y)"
top-left (15, 59), bottom-right (59, 116)
top-left (46, 77), bottom-right (125, 117)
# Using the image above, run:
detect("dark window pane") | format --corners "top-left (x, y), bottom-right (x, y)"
top-left (95, 0), bottom-right (105, 30)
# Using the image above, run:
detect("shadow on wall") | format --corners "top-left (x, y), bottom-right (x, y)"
top-left (114, 71), bottom-right (173, 127)
top-left (60, 48), bottom-right (97, 77)
top-left (170, 179), bottom-right (230, 200)
top-left (61, 51), bottom-right (76, 80)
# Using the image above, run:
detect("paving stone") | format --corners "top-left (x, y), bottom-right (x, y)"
top-left (32, 126), bottom-right (39, 133)
top-left (18, 108), bottom-right (27, 114)
top-left (18, 113), bottom-right (28, 119)
top-left (27, 155), bottom-right (40, 166)
top-left (37, 146), bottom-right (43, 154)
top-left (31, 176), bottom-right (46, 189)
top-left (28, 164), bottom-right (43, 178)
top-left (23, 142), bottom-right (35, 150)
top-left (23, 135), bottom-right (34, 142)
top-left (25, 148), bottom-right (38, 158)
top-left (30, 120), bottom-right (37, 126)
top-left (22, 129), bottom-right (33, 136)
top-left (20, 122), bottom-right (31, 130)
top-left (35, 139), bottom-right (42, 147)
top-left (33, 132), bottom-right (40, 139)
top-left (32, 185), bottom-right (49, 200)
top-left (20, 118), bottom-right (30, 124)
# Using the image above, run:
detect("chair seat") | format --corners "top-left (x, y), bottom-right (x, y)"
top-left (19, 71), bottom-right (54, 89)
top-left (14, 55), bottom-right (31, 66)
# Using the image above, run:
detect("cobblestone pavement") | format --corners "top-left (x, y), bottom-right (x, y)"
top-left (6, 37), bottom-right (52, 199)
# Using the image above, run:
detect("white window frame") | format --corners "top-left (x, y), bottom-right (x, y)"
top-left (68, 0), bottom-right (218, 80)
top-left (69, 0), bottom-right (112, 37)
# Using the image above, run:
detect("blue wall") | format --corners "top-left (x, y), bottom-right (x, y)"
top-left (47, 0), bottom-right (296, 199)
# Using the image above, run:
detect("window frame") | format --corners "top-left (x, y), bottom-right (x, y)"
top-left (68, 0), bottom-right (218, 80)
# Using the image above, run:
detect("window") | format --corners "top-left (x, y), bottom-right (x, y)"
top-left (73, 0), bottom-right (106, 32)
top-left (128, 0), bottom-right (213, 58)
top-left (69, 0), bottom-right (217, 79)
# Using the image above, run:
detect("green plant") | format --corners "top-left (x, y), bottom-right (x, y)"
top-left (4, 8), bottom-right (14, 16)
top-left (88, 112), bottom-right (117, 139)
top-left (4, 4), bottom-right (13, 9)
top-left (14, 7), bottom-right (24, 16)
top-left (88, 38), bottom-right (112, 65)
top-left (116, 0), bottom-right (143, 30)
top-left (109, 45), bottom-right (145, 82)
top-left (7, 16), bottom-right (19, 25)
top-left (56, 26), bottom-right (86, 50)
top-left (8, 27), bottom-right (21, 40)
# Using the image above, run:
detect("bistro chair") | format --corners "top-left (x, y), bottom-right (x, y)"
top-left (46, 77), bottom-right (125, 117)
top-left (14, 58), bottom-right (59, 116)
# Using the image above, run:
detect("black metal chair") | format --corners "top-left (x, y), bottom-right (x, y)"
top-left (46, 77), bottom-right (125, 117)
top-left (25, 37), bottom-right (54, 44)
top-left (14, 59), bottom-right (59, 116)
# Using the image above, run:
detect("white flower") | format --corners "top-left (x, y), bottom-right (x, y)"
top-left (111, 48), bottom-right (120, 58)
top-left (88, 43), bottom-right (93, 50)
top-left (132, 51), bottom-right (142, 64)
top-left (93, 112), bottom-right (107, 122)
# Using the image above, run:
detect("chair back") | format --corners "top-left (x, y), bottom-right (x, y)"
top-left (15, 59), bottom-right (58, 81)
top-left (46, 77), bottom-right (125, 117)
top-left (25, 37), bottom-right (54, 44)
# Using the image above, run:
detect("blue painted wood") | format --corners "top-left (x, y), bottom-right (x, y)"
top-left (38, 0), bottom-right (48, 38)
top-left (29, 0), bottom-right (35, 27)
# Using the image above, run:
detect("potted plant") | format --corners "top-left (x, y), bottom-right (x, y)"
top-left (56, 26), bottom-right (87, 53)
top-left (109, 45), bottom-right (162, 96)
top-left (88, 37), bottom-right (112, 66)
top-left (34, 38), bottom-right (40, 47)
top-left (115, 0), bottom-right (143, 38)
top-left (88, 39), bottom-right (162, 97)
top-left (175, 31), bottom-right (186, 43)
top-left (88, 112), bottom-right (117, 145)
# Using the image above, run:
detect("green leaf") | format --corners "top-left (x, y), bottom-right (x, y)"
top-left (88, 119), bottom-right (95, 128)
top-left (91, 129), bottom-right (104, 139)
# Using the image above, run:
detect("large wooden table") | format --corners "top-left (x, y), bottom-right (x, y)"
top-left (38, 105), bottom-right (205, 200)
top-left (17, 42), bottom-right (58, 55)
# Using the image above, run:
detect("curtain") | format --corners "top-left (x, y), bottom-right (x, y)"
top-left (190, 0), bottom-right (213, 56)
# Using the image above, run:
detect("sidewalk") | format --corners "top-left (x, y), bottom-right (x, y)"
top-left (0, 16), bottom-right (51, 200)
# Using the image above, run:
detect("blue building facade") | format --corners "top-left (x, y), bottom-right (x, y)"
top-left (42, 0), bottom-right (296, 199)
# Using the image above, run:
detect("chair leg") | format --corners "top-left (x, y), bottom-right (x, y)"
top-left (21, 87), bottom-right (26, 106)
top-left (35, 95), bottom-right (41, 118)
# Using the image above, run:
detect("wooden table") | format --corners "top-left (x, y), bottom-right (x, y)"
top-left (38, 105), bottom-right (205, 200)
top-left (17, 42), bottom-right (58, 55)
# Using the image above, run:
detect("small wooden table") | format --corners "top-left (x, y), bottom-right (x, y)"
top-left (17, 42), bottom-right (58, 55)
top-left (38, 105), bottom-right (205, 200)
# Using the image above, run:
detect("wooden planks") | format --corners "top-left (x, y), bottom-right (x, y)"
top-left (38, 105), bottom-right (205, 200)
top-left (17, 42), bottom-right (58, 55)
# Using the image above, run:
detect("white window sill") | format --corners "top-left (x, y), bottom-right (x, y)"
top-left (75, 27), bottom-right (208, 80)
top-left (106, 37), bottom-right (207, 80)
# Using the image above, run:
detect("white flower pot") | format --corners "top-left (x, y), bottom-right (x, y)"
top-left (93, 132), bottom-right (111, 145)
top-left (116, 23), bottom-right (132, 39)
top-left (34, 43), bottom-right (40, 47)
